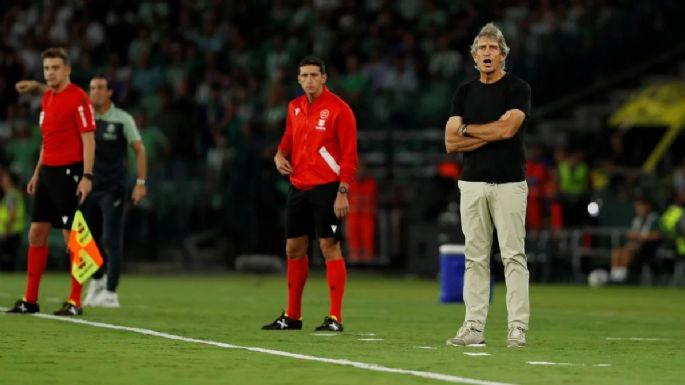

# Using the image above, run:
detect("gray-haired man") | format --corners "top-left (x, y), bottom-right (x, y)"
top-left (444, 23), bottom-right (531, 347)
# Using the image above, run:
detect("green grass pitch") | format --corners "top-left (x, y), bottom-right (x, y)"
top-left (1, 272), bottom-right (683, 385)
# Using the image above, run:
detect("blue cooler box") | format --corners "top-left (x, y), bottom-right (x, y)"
top-left (439, 244), bottom-right (466, 303)
top-left (439, 244), bottom-right (494, 303)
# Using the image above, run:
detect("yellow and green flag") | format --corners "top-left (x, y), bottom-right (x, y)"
top-left (67, 210), bottom-right (104, 284)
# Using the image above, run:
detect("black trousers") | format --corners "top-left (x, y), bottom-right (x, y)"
top-left (82, 189), bottom-right (126, 292)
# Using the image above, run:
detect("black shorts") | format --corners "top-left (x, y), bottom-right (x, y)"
top-left (286, 182), bottom-right (341, 241)
top-left (32, 162), bottom-right (83, 229)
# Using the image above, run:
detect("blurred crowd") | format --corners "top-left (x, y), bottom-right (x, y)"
top-left (1, 0), bottom-right (684, 266)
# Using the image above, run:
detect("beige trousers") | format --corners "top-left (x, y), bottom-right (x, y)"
top-left (458, 180), bottom-right (529, 331)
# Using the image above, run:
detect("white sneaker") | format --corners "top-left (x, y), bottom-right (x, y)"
top-left (507, 326), bottom-right (527, 347)
top-left (83, 276), bottom-right (106, 307)
top-left (446, 324), bottom-right (486, 347)
top-left (90, 290), bottom-right (120, 308)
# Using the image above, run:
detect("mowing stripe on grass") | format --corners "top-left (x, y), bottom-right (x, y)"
top-left (0, 308), bottom-right (517, 385)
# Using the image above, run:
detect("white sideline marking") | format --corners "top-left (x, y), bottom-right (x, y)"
top-left (415, 346), bottom-right (438, 350)
top-left (311, 333), bottom-right (338, 337)
top-left (527, 361), bottom-right (576, 366)
top-left (355, 332), bottom-right (377, 336)
top-left (527, 361), bottom-right (611, 367)
top-left (0, 308), bottom-right (517, 385)
top-left (464, 352), bottom-right (491, 357)
top-left (606, 337), bottom-right (670, 341)
top-left (358, 338), bottom-right (384, 341)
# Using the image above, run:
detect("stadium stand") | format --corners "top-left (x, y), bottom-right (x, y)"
top-left (1, 1), bottom-right (684, 283)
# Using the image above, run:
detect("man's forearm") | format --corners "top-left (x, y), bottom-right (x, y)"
top-left (136, 149), bottom-right (147, 180)
top-left (34, 147), bottom-right (44, 176)
top-left (81, 133), bottom-right (95, 174)
top-left (34, 81), bottom-right (48, 94)
top-left (465, 110), bottom-right (525, 142)
top-left (456, 139), bottom-right (488, 152)
top-left (446, 135), bottom-right (488, 153)
top-left (465, 120), bottom-right (511, 142)
top-left (131, 142), bottom-right (148, 179)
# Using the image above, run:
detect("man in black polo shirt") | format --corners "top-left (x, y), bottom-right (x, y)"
top-left (444, 23), bottom-right (531, 348)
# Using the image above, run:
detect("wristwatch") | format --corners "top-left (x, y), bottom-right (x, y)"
top-left (459, 124), bottom-right (469, 137)
top-left (82, 173), bottom-right (94, 180)
top-left (136, 178), bottom-right (146, 185)
top-left (338, 186), bottom-right (348, 194)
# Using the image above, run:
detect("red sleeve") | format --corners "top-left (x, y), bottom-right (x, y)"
top-left (74, 94), bottom-right (96, 133)
top-left (278, 102), bottom-right (293, 156)
top-left (337, 104), bottom-right (358, 185)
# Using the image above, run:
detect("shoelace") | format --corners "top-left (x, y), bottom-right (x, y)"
top-left (457, 326), bottom-right (482, 337)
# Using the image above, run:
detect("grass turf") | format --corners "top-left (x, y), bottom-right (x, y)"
top-left (0, 272), bottom-right (683, 385)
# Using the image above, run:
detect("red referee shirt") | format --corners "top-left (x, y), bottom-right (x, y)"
top-left (39, 83), bottom-right (96, 166)
top-left (278, 87), bottom-right (358, 190)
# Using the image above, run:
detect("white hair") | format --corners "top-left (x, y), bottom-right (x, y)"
top-left (470, 22), bottom-right (510, 70)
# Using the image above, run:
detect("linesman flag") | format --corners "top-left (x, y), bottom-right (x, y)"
top-left (67, 210), bottom-right (103, 284)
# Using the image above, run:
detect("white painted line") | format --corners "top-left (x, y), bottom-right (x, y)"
top-left (0, 307), bottom-right (517, 385)
top-left (355, 332), bottom-right (377, 336)
top-left (527, 361), bottom-right (576, 366)
top-left (606, 337), bottom-right (670, 341)
top-left (464, 352), bottom-right (491, 356)
top-left (527, 361), bottom-right (611, 367)
top-left (311, 333), bottom-right (338, 337)
top-left (358, 338), bottom-right (384, 341)
top-left (415, 346), bottom-right (438, 350)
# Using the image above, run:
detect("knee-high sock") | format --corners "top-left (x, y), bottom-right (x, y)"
top-left (67, 251), bottom-right (83, 306)
top-left (24, 245), bottom-right (49, 303)
top-left (326, 258), bottom-right (347, 322)
top-left (68, 276), bottom-right (83, 307)
top-left (286, 256), bottom-right (308, 320)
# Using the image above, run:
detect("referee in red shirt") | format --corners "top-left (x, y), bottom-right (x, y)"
top-left (7, 48), bottom-right (96, 316)
top-left (262, 57), bottom-right (358, 332)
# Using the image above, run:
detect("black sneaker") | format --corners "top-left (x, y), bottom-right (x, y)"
top-left (314, 316), bottom-right (344, 332)
top-left (6, 299), bottom-right (39, 314)
top-left (53, 301), bottom-right (83, 316)
top-left (261, 312), bottom-right (302, 330)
